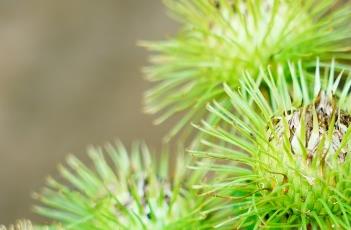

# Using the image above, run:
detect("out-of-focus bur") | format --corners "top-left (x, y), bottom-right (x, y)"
top-left (0, 220), bottom-right (33, 230)
top-left (32, 142), bottom-right (221, 229)
top-left (142, 0), bottom-right (351, 140)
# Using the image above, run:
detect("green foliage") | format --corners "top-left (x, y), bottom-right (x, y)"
top-left (193, 60), bottom-right (351, 228)
top-left (33, 142), bottom-right (212, 230)
top-left (142, 0), bottom-right (351, 139)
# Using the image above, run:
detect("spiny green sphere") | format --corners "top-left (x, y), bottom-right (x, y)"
top-left (195, 61), bottom-right (351, 228)
top-left (143, 0), bottom-right (351, 138)
top-left (34, 143), bottom-right (206, 230)
top-left (262, 92), bottom-right (351, 227)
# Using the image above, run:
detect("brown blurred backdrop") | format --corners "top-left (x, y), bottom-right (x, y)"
top-left (0, 0), bottom-right (177, 224)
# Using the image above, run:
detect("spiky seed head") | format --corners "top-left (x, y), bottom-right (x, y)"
top-left (0, 220), bottom-right (33, 230)
top-left (33, 142), bottom-right (210, 229)
top-left (143, 0), bottom-right (351, 139)
top-left (194, 60), bottom-right (351, 228)
top-left (264, 92), bottom-right (351, 196)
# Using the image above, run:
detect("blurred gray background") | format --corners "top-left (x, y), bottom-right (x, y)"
top-left (0, 0), bottom-right (177, 224)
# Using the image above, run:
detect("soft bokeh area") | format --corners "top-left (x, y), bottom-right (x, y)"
top-left (0, 0), bottom-right (177, 224)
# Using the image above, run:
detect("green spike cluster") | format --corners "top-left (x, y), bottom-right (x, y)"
top-left (33, 143), bottom-right (212, 229)
top-left (194, 62), bottom-right (351, 228)
top-left (142, 0), bottom-right (351, 138)
top-left (5, 0), bottom-right (351, 229)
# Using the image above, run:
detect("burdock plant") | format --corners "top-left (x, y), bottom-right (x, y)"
top-left (143, 0), bottom-right (351, 138)
top-left (3, 1), bottom-right (351, 229)
top-left (194, 60), bottom-right (351, 228)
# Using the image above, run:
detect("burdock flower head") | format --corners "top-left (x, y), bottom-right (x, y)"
top-left (194, 60), bottom-right (351, 228)
top-left (33, 142), bottom-right (211, 229)
top-left (142, 0), bottom-right (351, 139)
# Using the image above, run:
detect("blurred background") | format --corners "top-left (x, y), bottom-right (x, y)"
top-left (0, 0), bottom-right (177, 224)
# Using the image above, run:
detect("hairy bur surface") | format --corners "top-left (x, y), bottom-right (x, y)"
top-left (263, 92), bottom-right (351, 225)
top-left (194, 62), bottom-right (351, 228)
top-left (269, 92), bottom-right (351, 165)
